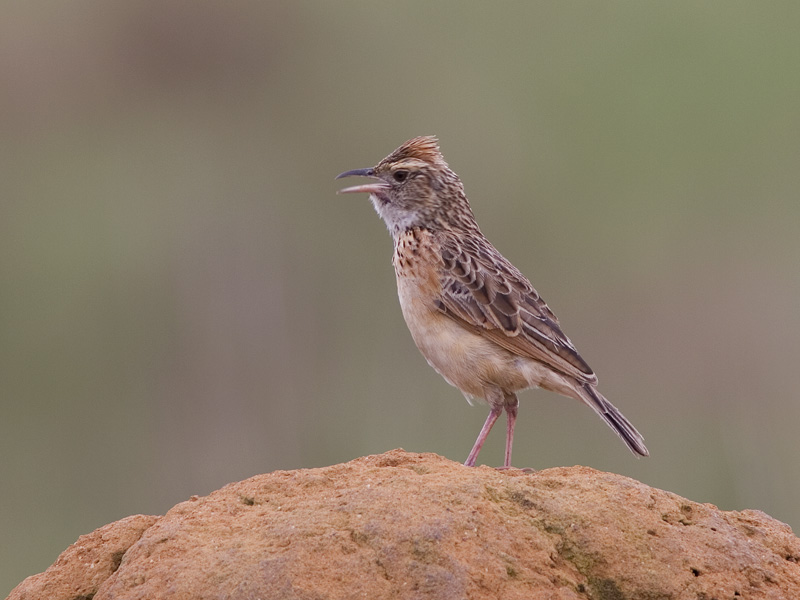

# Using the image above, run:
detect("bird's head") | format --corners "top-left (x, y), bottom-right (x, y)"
top-left (336, 136), bottom-right (477, 236)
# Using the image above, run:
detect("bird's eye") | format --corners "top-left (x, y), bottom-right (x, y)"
top-left (393, 170), bottom-right (409, 183)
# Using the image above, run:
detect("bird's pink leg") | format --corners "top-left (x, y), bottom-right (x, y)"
top-left (504, 395), bottom-right (519, 468)
top-left (464, 405), bottom-right (502, 467)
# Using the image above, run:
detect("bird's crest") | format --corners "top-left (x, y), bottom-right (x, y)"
top-left (381, 136), bottom-right (446, 167)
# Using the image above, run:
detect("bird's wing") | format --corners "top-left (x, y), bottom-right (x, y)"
top-left (436, 233), bottom-right (597, 384)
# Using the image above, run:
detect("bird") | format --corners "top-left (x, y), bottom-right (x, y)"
top-left (336, 136), bottom-right (648, 467)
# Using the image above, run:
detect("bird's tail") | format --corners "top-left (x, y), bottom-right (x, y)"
top-left (579, 384), bottom-right (649, 457)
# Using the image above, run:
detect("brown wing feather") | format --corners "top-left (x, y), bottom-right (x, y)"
top-left (436, 233), bottom-right (597, 384)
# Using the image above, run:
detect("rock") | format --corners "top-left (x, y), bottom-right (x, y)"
top-left (8, 450), bottom-right (800, 599)
top-left (8, 514), bottom-right (159, 600)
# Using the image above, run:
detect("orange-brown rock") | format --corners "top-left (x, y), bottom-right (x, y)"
top-left (8, 450), bottom-right (800, 599)
top-left (8, 514), bottom-right (159, 600)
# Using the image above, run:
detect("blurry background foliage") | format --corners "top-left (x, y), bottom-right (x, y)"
top-left (2, 1), bottom-right (799, 593)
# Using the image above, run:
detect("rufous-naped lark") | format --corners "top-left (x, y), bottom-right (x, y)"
top-left (336, 136), bottom-right (648, 467)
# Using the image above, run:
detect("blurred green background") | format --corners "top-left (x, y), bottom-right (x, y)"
top-left (2, 1), bottom-right (799, 593)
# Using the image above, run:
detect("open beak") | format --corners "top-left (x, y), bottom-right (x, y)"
top-left (335, 168), bottom-right (390, 195)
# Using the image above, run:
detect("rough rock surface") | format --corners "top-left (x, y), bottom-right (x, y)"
top-left (8, 450), bottom-right (800, 599)
top-left (8, 514), bottom-right (159, 600)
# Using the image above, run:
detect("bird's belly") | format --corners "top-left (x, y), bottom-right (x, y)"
top-left (398, 292), bottom-right (531, 399)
